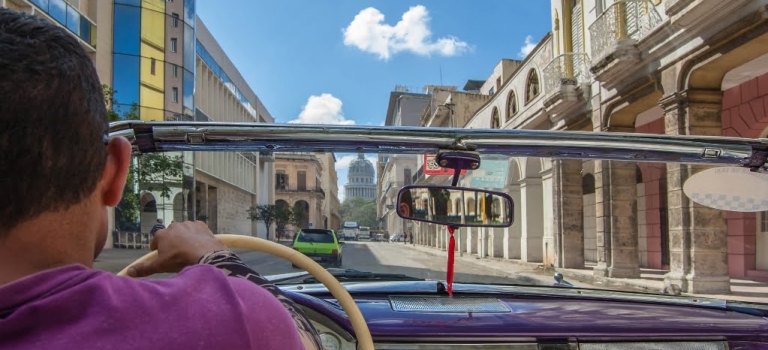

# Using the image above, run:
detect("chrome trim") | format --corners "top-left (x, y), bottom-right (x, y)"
top-left (280, 281), bottom-right (730, 310)
top-left (107, 121), bottom-right (768, 169)
top-left (389, 295), bottom-right (512, 313)
top-left (301, 307), bottom-right (355, 342)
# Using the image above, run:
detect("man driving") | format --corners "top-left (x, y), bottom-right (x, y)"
top-left (0, 8), bottom-right (320, 350)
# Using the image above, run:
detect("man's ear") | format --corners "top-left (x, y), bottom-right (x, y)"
top-left (101, 136), bottom-right (132, 207)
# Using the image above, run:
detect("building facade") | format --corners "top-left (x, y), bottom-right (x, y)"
top-left (375, 87), bottom-right (432, 233)
top-left (274, 153), bottom-right (326, 235)
top-left (412, 0), bottom-right (768, 294)
top-left (192, 18), bottom-right (275, 238)
top-left (317, 153), bottom-right (341, 231)
top-left (2, 0), bottom-right (277, 244)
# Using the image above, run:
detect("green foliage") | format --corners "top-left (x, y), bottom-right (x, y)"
top-left (274, 203), bottom-right (293, 238)
top-left (291, 204), bottom-right (309, 229)
top-left (247, 203), bottom-right (295, 240)
top-left (340, 197), bottom-right (378, 229)
top-left (105, 85), bottom-right (186, 231)
top-left (103, 84), bottom-right (139, 122)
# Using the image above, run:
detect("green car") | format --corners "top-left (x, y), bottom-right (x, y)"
top-left (291, 228), bottom-right (343, 268)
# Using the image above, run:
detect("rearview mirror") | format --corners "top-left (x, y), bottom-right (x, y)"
top-left (396, 185), bottom-right (514, 228)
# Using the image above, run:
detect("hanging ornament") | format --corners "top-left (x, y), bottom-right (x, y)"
top-left (446, 225), bottom-right (457, 296)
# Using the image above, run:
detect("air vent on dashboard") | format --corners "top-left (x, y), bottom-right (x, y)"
top-left (389, 295), bottom-right (511, 313)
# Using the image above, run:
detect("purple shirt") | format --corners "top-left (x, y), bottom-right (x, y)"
top-left (0, 264), bottom-right (305, 350)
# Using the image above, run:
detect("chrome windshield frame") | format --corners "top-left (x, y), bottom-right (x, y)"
top-left (108, 121), bottom-right (768, 170)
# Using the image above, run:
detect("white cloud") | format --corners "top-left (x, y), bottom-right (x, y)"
top-left (518, 35), bottom-right (537, 58)
top-left (290, 93), bottom-right (355, 125)
top-left (342, 5), bottom-right (470, 60)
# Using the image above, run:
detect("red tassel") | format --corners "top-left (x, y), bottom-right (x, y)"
top-left (446, 226), bottom-right (456, 296)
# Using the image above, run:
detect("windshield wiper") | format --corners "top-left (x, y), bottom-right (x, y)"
top-left (270, 268), bottom-right (425, 284)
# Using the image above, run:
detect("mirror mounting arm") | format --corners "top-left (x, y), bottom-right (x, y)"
top-left (436, 151), bottom-right (481, 187)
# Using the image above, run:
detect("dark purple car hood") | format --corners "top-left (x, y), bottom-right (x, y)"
top-left (281, 280), bottom-right (768, 343)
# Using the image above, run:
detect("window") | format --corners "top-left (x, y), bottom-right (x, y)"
top-left (297, 171), bottom-right (307, 191)
top-left (506, 91), bottom-right (517, 121)
top-left (170, 38), bottom-right (177, 53)
top-left (172, 64), bottom-right (178, 77)
top-left (172, 13), bottom-right (179, 28)
top-left (491, 107), bottom-right (500, 129)
top-left (150, 58), bottom-right (157, 75)
top-left (596, 0), bottom-right (607, 14)
top-left (761, 212), bottom-right (768, 233)
top-left (172, 87), bottom-right (179, 103)
top-left (296, 230), bottom-right (335, 243)
top-left (488, 87), bottom-right (495, 95)
top-left (525, 69), bottom-right (540, 103)
top-left (276, 171), bottom-right (288, 190)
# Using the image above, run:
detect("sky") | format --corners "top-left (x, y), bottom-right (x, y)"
top-left (195, 1), bottom-right (551, 200)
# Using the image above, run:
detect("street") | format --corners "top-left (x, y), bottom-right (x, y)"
top-left (94, 241), bottom-right (553, 286)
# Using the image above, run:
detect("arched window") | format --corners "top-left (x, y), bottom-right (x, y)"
top-left (491, 107), bottom-right (500, 129)
top-left (525, 69), bottom-right (540, 103)
top-left (506, 91), bottom-right (518, 121)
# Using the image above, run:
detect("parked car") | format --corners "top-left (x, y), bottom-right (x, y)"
top-left (291, 228), bottom-right (343, 268)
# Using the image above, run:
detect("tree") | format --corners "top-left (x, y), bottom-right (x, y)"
top-left (247, 204), bottom-right (278, 241)
top-left (274, 203), bottom-right (293, 239)
top-left (104, 85), bottom-right (187, 231)
top-left (248, 202), bottom-right (296, 240)
top-left (340, 197), bottom-right (378, 229)
top-left (291, 204), bottom-right (309, 229)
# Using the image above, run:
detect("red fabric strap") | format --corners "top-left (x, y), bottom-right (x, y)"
top-left (446, 226), bottom-right (456, 296)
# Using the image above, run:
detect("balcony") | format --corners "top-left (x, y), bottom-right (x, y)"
top-left (275, 186), bottom-right (325, 198)
top-left (24, 0), bottom-right (97, 50)
top-left (542, 53), bottom-right (591, 123)
top-left (664, 0), bottom-right (750, 28)
top-left (589, 0), bottom-right (662, 87)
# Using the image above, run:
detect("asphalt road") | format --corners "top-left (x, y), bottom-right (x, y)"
top-left (94, 241), bottom-right (550, 285)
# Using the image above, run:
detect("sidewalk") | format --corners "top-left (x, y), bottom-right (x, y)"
top-left (403, 243), bottom-right (768, 303)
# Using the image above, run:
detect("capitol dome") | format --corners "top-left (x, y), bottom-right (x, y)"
top-left (345, 153), bottom-right (376, 200)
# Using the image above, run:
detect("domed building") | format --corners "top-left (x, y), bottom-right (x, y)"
top-left (345, 153), bottom-right (376, 200)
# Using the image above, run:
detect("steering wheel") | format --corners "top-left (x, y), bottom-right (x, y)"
top-left (117, 234), bottom-right (374, 350)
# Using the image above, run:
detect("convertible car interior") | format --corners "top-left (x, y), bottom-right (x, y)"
top-left (113, 121), bottom-right (768, 350)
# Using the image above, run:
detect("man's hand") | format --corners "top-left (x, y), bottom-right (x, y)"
top-left (127, 221), bottom-right (228, 278)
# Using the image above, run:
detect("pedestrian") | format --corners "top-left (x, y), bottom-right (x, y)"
top-left (410, 232), bottom-right (414, 245)
top-left (150, 218), bottom-right (165, 237)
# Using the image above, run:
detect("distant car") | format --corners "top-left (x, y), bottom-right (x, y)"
top-left (291, 228), bottom-right (343, 268)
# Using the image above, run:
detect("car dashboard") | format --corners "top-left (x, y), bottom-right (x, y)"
top-left (281, 281), bottom-right (768, 350)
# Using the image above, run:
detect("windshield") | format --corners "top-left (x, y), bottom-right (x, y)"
top-left (89, 0), bottom-right (768, 307)
top-left (296, 230), bottom-right (336, 244)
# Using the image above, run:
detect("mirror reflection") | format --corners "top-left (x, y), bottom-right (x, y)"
top-left (396, 185), bottom-right (513, 228)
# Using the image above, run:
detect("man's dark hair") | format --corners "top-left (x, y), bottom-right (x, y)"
top-left (0, 8), bottom-right (108, 236)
